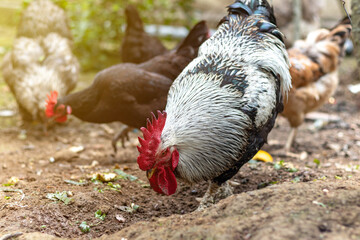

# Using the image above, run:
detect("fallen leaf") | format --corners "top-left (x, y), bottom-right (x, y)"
top-left (46, 191), bottom-right (73, 205)
top-left (92, 173), bottom-right (117, 182)
top-left (95, 209), bottom-right (106, 220)
top-left (114, 169), bottom-right (138, 181)
top-left (79, 221), bottom-right (90, 233)
top-left (252, 150), bottom-right (273, 163)
top-left (64, 180), bottom-right (88, 186)
top-left (3, 177), bottom-right (19, 186)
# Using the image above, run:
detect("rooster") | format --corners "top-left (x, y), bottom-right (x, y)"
top-left (136, 0), bottom-right (291, 209)
top-left (281, 17), bottom-right (352, 152)
top-left (121, 5), bottom-right (168, 64)
top-left (1, 0), bottom-right (79, 126)
top-left (45, 21), bottom-right (209, 150)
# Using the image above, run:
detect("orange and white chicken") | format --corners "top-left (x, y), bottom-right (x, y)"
top-left (281, 17), bottom-right (352, 151)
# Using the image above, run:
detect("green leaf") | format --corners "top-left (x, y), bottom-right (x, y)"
top-left (312, 200), bottom-right (326, 208)
top-left (287, 167), bottom-right (298, 173)
top-left (93, 188), bottom-right (104, 193)
top-left (117, 203), bottom-right (140, 213)
top-left (95, 210), bottom-right (106, 221)
top-left (79, 221), bottom-right (90, 233)
top-left (114, 169), bottom-right (138, 181)
top-left (46, 191), bottom-right (73, 205)
top-left (107, 182), bottom-right (121, 188)
top-left (274, 163), bottom-right (282, 170)
top-left (131, 203), bottom-right (140, 211)
top-left (313, 159), bottom-right (320, 167)
top-left (292, 177), bottom-right (301, 183)
top-left (64, 180), bottom-right (87, 186)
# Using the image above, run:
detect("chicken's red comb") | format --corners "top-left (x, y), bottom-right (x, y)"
top-left (137, 111), bottom-right (167, 171)
top-left (45, 90), bottom-right (58, 118)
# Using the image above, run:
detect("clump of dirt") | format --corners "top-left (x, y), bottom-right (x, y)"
top-left (98, 178), bottom-right (360, 240)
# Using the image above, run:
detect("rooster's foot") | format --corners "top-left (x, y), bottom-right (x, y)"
top-left (197, 181), bottom-right (233, 211)
top-left (214, 181), bottom-right (233, 200)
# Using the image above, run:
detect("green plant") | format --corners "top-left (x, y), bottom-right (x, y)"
top-left (22, 0), bottom-right (195, 71)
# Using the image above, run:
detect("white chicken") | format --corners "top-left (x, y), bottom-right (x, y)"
top-left (1, 0), bottom-right (79, 126)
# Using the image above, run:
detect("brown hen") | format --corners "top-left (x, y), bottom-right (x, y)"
top-left (281, 17), bottom-right (352, 151)
top-left (121, 5), bottom-right (168, 63)
top-left (45, 21), bottom-right (209, 152)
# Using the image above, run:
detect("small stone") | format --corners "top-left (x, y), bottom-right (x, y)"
top-left (328, 143), bottom-right (341, 152)
top-left (299, 151), bottom-right (308, 161)
top-left (116, 214), bottom-right (126, 223)
top-left (69, 146), bottom-right (85, 153)
top-left (191, 189), bottom-right (198, 194)
top-left (337, 132), bottom-right (344, 138)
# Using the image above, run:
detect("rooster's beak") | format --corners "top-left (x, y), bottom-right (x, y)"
top-left (146, 168), bottom-right (156, 179)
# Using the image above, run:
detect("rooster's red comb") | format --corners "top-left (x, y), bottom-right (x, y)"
top-left (137, 111), bottom-right (167, 171)
top-left (45, 90), bottom-right (58, 118)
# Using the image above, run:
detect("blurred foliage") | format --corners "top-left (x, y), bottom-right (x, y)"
top-left (21, 0), bottom-right (195, 71)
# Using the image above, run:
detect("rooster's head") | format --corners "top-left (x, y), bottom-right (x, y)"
top-left (45, 91), bottom-right (72, 123)
top-left (137, 111), bottom-right (179, 195)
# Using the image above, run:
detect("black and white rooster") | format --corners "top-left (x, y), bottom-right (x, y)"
top-left (137, 0), bottom-right (291, 209)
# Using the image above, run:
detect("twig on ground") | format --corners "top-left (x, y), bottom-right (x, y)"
top-left (0, 188), bottom-right (26, 210)
top-left (0, 232), bottom-right (23, 240)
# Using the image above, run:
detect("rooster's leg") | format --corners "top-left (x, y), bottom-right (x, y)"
top-left (111, 126), bottom-right (134, 153)
top-left (284, 127), bottom-right (298, 152)
top-left (197, 181), bottom-right (233, 211)
top-left (197, 181), bottom-right (219, 210)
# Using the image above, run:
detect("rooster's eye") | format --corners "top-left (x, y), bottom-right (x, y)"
top-left (161, 151), bottom-right (167, 156)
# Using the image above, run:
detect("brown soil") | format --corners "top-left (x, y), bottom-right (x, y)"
top-left (0, 59), bottom-right (359, 240)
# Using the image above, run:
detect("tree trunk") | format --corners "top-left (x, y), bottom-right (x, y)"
top-left (352, 0), bottom-right (360, 80)
top-left (293, 0), bottom-right (302, 41)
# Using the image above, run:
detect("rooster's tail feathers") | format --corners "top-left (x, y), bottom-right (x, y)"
top-left (222, 0), bottom-right (284, 43)
top-left (227, 0), bottom-right (276, 25)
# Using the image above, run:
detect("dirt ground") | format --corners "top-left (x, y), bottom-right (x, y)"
top-left (0, 58), bottom-right (359, 240)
